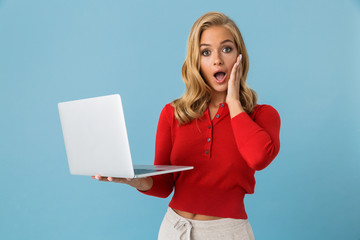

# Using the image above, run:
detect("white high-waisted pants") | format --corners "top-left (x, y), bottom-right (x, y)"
top-left (158, 208), bottom-right (255, 240)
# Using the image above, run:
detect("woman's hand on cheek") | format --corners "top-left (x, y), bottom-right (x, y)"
top-left (226, 54), bottom-right (242, 104)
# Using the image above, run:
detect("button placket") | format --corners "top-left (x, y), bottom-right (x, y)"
top-left (204, 103), bottom-right (228, 159)
top-left (205, 121), bottom-right (213, 158)
top-left (212, 105), bottom-right (223, 125)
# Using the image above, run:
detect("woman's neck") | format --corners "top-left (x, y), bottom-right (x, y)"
top-left (209, 92), bottom-right (226, 108)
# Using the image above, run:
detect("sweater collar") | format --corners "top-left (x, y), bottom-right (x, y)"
top-left (203, 102), bottom-right (229, 124)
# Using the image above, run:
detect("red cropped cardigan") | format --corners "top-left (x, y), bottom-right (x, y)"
top-left (140, 103), bottom-right (281, 219)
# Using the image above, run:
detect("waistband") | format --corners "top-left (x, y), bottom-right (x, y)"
top-left (164, 207), bottom-right (249, 239)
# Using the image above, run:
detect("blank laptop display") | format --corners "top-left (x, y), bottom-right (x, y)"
top-left (58, 94), bottom-right (193, 178)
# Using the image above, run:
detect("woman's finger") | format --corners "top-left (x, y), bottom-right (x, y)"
top-left (92, 174), bottom-right (110, 182)
top-left (237, 54), bottom-right (242, 80)
top-left (107, 177), bottom-right (128, 183)
top-left (92, 175), bottom-right (141, 189)
top-left (230, 59), bottom-right (239, 84)
top-left (97, 177), bottom-right (109, 182)
top-left (229, 54), bottom-right (241, 88)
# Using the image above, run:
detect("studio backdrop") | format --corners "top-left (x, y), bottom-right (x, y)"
top-left (0, 0), bottom-right (359, 239)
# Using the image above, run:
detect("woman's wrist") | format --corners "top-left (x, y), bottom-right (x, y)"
top-left (227, 100), bottom-right (245, 118)
top-left (136, 177), bottom-right (153, 192)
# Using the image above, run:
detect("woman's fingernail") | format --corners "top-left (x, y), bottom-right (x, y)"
top-left (95, 176), bottom-right (100, 180)
top-left (108, 177), bottom-right (113, 182)
top-left (239, 54), bottom-right (242, 61)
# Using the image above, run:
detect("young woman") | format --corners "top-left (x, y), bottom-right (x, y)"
top-left (93, 12), bottom-right (281, 240)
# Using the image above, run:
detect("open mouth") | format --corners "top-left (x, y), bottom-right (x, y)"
top-left (214, 71), bottom-right (226, 83)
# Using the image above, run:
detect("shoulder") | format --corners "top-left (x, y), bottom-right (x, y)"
top-left (250, 104), bottom-right (280, 121)
top-left (158, 103), bottom-right (175, 123)
top-left (163, 103), bottom-right (175, 116)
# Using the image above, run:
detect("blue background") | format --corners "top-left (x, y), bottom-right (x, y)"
top-left (1, 0), bottom-right (359, 239)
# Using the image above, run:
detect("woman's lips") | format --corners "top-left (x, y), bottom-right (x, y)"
top-left (214, 71), bottom-right (226, 83)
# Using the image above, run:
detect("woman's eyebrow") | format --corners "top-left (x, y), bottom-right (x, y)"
top-left (221, 39), bottom-right (234, 44)
top-left (200, 39), bottom-right (234, 47)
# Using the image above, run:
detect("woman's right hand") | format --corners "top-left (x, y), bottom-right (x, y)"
top-left (91, 175), bottom-right (153, 192)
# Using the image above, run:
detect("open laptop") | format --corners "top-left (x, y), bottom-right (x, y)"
top-left (58, 94), bottom-right (193, 178)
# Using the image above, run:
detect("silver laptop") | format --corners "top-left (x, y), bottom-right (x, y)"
top-left (58, 94), bottom-right (193, 178)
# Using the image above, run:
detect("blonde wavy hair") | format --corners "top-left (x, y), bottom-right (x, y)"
top-left (172, 12), bottom-right (257, 125)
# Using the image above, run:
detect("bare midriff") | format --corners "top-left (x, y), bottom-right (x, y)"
top-left (172, 208), bottom-right (223, 221)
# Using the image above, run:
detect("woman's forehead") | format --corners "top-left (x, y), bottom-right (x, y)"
top-left (200, 26), bottom-right (234, 45)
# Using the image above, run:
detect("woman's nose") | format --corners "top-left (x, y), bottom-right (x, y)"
top-left (213, 52), bottom-right (223, 65)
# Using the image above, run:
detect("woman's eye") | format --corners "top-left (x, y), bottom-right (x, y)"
top-left (202, 50), bottom-right (211, 56)
top-left (223, 47), bottom-right (232, 53)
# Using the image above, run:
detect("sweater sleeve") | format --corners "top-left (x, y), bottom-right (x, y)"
top-left (231, 105), bottom-right (281, 171)
top-left (138, 105), bottom-right (174, 198)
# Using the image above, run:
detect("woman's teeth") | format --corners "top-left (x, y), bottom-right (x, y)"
top-left (214, 72), bottom-right (226, 82)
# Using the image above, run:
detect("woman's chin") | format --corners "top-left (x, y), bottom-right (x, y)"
top-left (211, 85), bottom-right (228, 94)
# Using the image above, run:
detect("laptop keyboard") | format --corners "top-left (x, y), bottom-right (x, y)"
top-left (134, 168), bottom-right (163, 175)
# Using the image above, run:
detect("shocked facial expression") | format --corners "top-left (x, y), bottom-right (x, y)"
top-left (199, 26), bottom-right (238, 94)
